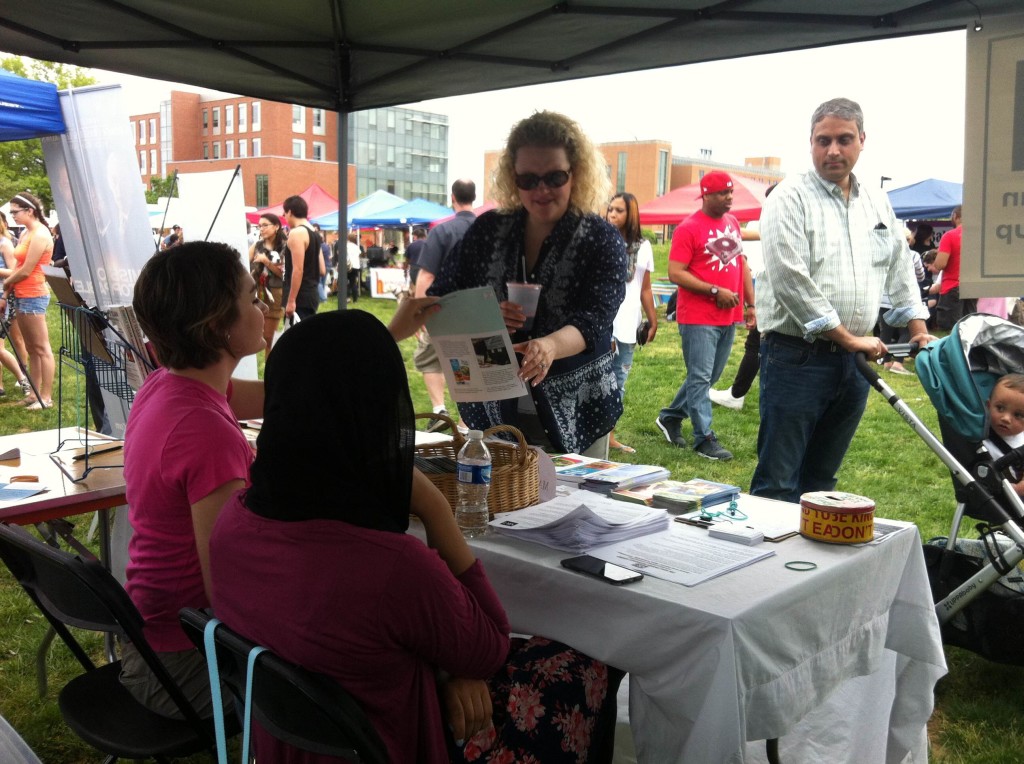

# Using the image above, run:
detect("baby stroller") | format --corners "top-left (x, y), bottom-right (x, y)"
top-left (857, 314), bottom-right (1024, 664)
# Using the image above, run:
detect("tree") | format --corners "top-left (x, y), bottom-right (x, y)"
top-left (146, 174), bottom-right (179, 204)
top-left (0, 54), bottom-right (96, 212)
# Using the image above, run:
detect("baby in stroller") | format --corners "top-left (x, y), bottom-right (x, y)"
top-left (984, 372), bottom-right (1024, 496)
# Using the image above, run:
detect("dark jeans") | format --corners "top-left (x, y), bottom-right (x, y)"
top-left (749, 333), bottom-right (870, 502)
top-left (659, 323), bottom-right (735, 448)
top-left (730, 326), bottom-right (761, 398)
top-left (936, 287), bottom-right (977, 331)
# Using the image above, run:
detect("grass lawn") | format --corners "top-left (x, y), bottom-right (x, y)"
top-left (1, 266), bottom-right (1022, 762)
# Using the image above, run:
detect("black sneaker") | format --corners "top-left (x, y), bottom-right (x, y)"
top-left (655, 416), bottom-right (688, 448)
top-left (426, 409), bottom-right (450, 433)
top-left (695, 435), bottom-right (733, 461)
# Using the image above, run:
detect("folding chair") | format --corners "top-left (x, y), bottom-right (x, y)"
top-left (179, 607), bottom-right (389, 764)
top-left (0, 522), bottom-right (218, 763)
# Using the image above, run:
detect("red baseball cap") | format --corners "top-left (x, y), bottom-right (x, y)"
top-left (697, 171), bottom-right (734, 198)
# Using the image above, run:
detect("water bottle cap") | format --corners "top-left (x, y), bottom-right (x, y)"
top-left (467, 430), bottom-right (484, 439)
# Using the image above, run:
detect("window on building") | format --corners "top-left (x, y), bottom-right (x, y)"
top-left (225, 105), bottom-right (234, 134)
top-left (212, 107), bottom-right (221, 133)
top-left (252, 138), bottom-right (261, 156)
top-left (292, 105), bottom-right (305, 132)
top-left (139, 151), bottom-right (146, 174)
top-left (213, 142), bottom-right (221, 159)
top-left (203, 143), bottom-right (209, 160)
top-left (387, 145), bottom-right (395, 166)
top-left (387, 110), bottom-right (395, 129)
top-left (133, 121), bottom-right (139, 144)
top-left (657, 150), bottom-right (670, 197)
top-left (202, 109), bottom-right (208, 133)
top-left (312, 108), bottom-right (325, 135)
top-left (368, 109), bottom-right (377, 127)
top-left (226, 141), bottom-right (234, 159)
top-left (292, 139), bottom-right (305, 159)
top-left (239, 139), bottom-right (248, 157)
top-left (256, 174), bottom-right (269, 207)
top-left (238, 103), bottom-right (247, 132)
top-left (149, 118), bottom-right (156, 143)
top-left (149, 149), bottom-right (156, 174)
top-left (617, 152), bottom-right (627, 194)
top-left (313, 141), bottom-right (326, 161)
top-left (137, 120), bottom-right (146, 145)
top-left (368, 143), bottom-right (377, 163)
top-left (251, 101), bottom-right (261, 131)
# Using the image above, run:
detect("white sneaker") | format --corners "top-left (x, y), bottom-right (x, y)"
top-left (708, 387), bottom-right (745, 411)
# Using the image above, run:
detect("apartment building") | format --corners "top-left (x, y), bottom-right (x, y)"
top-left (130, 93), bottom-right (448, 208)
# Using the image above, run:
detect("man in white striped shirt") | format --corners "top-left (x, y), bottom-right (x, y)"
top-left (749, 97), bottom-right (933, 502)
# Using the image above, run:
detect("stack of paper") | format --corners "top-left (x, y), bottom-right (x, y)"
top-left (708, 523), bottom-right (764, 545)
top-left (580, 464), bottom-right (671, 494)
top-left (489, 493), bottom-right (668, 552)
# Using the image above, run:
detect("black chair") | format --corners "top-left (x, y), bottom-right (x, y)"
top-left (179, 607), bottom-right (389, 763)
top-left (0, 522), bottom-right (219, 764)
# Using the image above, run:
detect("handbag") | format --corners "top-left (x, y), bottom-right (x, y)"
top-left (636, 320), bottom-right (651, 347)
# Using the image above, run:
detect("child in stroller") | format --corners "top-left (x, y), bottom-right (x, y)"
top-left (984, 372), bottom-right (1024, 496)
top-left (859, 314), bottom-right (1024, 664)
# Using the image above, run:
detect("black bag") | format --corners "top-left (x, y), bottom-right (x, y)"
top-left (636, 320), bottom-right (651, 347)
top-left (923, 541), bottom-right (1024, 666)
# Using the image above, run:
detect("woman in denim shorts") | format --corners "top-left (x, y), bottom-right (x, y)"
top-left (0, 211), bottom-right (32, 398)
top-left (0, 193), bottom-right (54, 409)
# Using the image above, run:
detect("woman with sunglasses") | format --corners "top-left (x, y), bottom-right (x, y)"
top-left (605, 192), bottom-right (658, 453)
top-left (0, 193), bottom-right (55, 409)
top-left (430, 111), bottom-right (627, 456)
top-left (249, 212), bottom-right (287, 358)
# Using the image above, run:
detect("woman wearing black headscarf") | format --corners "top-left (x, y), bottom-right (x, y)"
top-left (210, 311), bottom-right (611, 764)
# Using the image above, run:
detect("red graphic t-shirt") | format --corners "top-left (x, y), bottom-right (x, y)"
top-left (670, 209), bottom-right (745, 325)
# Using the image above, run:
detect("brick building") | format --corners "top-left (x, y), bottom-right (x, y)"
top-left (483, 141), bottom-right (783, 208)
top-left (129, 93), bottom-right (448, 209)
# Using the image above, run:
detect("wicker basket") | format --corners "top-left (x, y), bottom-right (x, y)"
top-left (414, 413), bottom-right (540, 518)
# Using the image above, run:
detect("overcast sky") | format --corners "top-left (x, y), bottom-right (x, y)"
top-left (94, 29), bottom-right (968, 195)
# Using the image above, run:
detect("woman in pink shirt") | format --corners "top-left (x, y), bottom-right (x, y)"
top-left (210, 311), bottom-right (612, 763)
top-left (121, 242), bottom-right (268, 718)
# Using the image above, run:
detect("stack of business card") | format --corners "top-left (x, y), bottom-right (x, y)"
top-left (707, 523), bottom-right (764, 546)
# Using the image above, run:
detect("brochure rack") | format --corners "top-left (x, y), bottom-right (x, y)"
top-left (53, 304), bottom-right (149, 480)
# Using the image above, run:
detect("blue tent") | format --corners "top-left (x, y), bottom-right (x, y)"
top-left (352, 198), bottom-right (453, 227)
top-left (887, 178), bottom-right (962, 219)
top-left (311, 189), bottom-right (406, 229)
top-left (0, 68), bottom-right (66, 140)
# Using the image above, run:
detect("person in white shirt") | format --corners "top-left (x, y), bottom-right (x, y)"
top-left (750, 97), bottom-right (934, 502)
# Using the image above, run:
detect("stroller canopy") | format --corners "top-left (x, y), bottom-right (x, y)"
top-left (917, 315), bottom-right (1024, 443)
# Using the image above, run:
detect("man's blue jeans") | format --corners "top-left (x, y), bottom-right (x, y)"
top-left (659, 323), bottom-right (734, 447)
top-left (749, 334), bottom-right (870, 503)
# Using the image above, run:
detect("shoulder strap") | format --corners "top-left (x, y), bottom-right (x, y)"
top-left (203, 619), bottom-right (267, 764)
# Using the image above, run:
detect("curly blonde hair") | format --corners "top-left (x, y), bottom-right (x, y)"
top-left (493, 111), bottom-right (611, 216)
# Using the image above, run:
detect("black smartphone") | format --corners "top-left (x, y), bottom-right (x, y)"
top-left (560, 555), bottom-right (643, 585)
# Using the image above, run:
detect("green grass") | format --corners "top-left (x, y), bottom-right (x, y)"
top-left (1, 272), bottom-right (1022, 762)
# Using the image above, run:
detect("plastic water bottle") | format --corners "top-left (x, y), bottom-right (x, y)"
top-left (456, 430), bottom-right (491, 538)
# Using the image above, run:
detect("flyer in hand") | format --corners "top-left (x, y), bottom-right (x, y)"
top-left (425, 287), bottom-right (528, 403)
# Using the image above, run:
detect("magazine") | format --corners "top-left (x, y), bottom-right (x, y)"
top-left (580, 464), bottom-right (671, 494)
top-left (650, 478), bottom-right (740, 513)
top-left (424, 287), bottom-right (528, 403)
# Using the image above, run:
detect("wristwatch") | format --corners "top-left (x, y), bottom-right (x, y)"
top-left (709, 286), bottom-right (719, 297)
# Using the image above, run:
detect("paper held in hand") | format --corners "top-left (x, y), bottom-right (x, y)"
top-left (425, 287), bottom-right (528, 403)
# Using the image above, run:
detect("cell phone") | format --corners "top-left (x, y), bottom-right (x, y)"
top-left (560, 555), bottom-right (643, 585)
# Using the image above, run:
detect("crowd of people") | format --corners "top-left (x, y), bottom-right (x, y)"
top-left (5, 97), bottom-right (1021, 763)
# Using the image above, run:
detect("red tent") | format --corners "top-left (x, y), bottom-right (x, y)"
top-left (246, 183), bottom-right (340, 224)
top-left (639, 175), bottom-right (775, 226)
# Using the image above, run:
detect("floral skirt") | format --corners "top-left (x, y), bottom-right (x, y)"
top-left (452, 637), bottom-right (610, 764)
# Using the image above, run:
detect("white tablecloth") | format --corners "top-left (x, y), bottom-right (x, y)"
top-left (440, 496), bottom-right (947, 764)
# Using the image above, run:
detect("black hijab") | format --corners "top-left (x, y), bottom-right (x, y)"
top-left (245, 311), bottom-right (413, 533)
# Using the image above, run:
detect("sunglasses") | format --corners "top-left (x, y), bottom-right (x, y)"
top-left (514, 169), bottom-right (571, 191)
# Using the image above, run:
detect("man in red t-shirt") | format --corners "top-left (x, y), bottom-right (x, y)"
top-left (656, 171), bottom-right (755, 460)
top-left (934, 205), bottom-right (976, 330)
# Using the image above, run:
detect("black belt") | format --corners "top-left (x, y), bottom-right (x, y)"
top-left (764, 332), bottom-right (846, 354)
